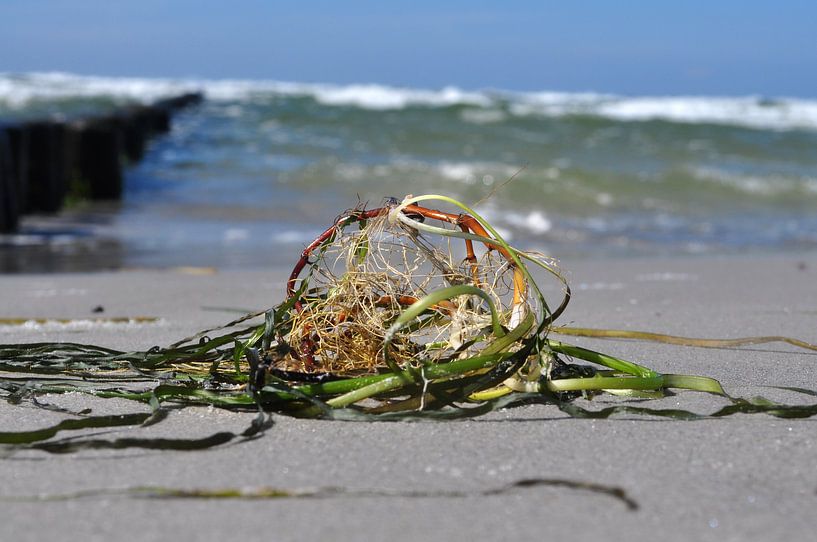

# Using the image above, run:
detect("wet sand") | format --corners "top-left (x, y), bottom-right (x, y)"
top-left (1, 255), bottom-right (816, 541)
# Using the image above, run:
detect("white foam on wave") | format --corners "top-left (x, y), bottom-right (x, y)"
top-left (509, 91), bottom-right (817, 131)
top-left (595, 96), bottom-right (817, 131)
top-left (0, 72), bottom-right (200, 107)
top-left (434, 161), bottom-right (518, 185)
top-left (0, 72), bottom-right (490, 111)
top-left (691, 166), bottom-right (817, 197)
top-left (475, 206), bottom-right (551, 239)
top-left (3, 72), bottom-right (817, 131)
top-left (438, 162), bottom-right (480, 183)
top-left (502, 210), bottom-right (553, 234)
top-left (310, 84), bottom-right (490, 110)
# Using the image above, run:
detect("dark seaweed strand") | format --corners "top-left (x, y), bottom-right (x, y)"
top-left (0, 476), bottom-right (638, 510)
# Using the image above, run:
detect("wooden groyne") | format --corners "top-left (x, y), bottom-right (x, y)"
top-left (0, 93), bottom-right (203, 233)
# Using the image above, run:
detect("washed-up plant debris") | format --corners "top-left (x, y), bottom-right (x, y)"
top-left (2, 194), bottom-right (817, 453)
top-left (5, 477), bottom-right (639, 510)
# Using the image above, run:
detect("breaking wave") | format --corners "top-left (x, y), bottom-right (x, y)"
top-left (2, 72), bottom-right (817, 131)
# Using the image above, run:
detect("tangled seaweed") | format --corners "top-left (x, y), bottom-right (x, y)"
top-left (2, 194), bottom-right (817, 453)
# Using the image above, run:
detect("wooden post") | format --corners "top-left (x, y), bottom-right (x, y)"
top-left (73, 117), bottom-right (124, 200)
top-left (24, 121), bottom-right (68, 213)
top-left (0, 125), bottom-right (20, 232)
top-left (1, 92), bottom-right (203, 231)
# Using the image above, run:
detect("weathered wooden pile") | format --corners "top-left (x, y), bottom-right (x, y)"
top-left (0, 93), bottom-right (203, 233)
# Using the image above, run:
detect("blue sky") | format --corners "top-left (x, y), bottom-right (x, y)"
top-left (2, 0), bottom-right (816, 97)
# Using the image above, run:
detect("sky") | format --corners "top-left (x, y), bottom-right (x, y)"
top-left (1, 0), bottom-right (816, 97)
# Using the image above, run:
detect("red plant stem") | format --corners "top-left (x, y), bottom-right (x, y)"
top-left (287, 207), bottom-right (389, 308)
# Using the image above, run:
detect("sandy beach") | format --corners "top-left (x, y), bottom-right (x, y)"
top-left (1, 254), bottom-right (816, 541)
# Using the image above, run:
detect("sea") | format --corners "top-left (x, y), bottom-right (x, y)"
top-left (2, 72), bottom-right (817, 272)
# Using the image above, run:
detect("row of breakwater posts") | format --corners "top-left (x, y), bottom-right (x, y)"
top-left (0, 93), bottom-right (203, 233)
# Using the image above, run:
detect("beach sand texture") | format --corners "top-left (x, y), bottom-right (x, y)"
top-left (1, 255), bottom-right (815, 541)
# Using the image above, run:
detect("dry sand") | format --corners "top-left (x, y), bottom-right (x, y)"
top-left (1, 255), bottom-right (816, 541)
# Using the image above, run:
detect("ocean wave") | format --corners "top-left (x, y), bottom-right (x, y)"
top-left (0, 72), bottom-right (200, 107)
top-left (690, 166), bottom-right (817, 197)
top-left (307, 84), bottom-right (490, 110)
top-left (502, 210), bottom-right (553, 235)
top-left (2, 72), bottom-right (817, 131)
top-left (510, 92), bottom-right (817, 131)
top-left (0, 72), bottom-right (490, 110)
